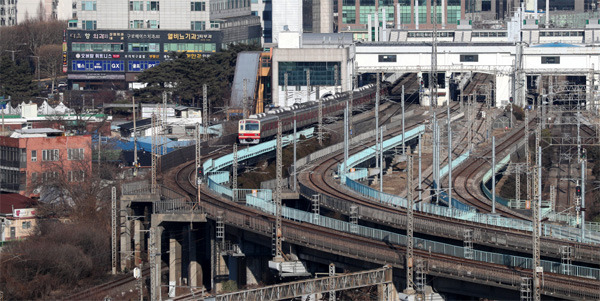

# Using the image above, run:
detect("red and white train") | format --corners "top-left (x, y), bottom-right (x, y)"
top-left (238, 83), bottom-right (386, 144)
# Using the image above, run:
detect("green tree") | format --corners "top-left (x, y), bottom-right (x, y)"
top-left (136, 43), bottom-right (261, 108)
top-left (0, 56), bottom-right (37, 100)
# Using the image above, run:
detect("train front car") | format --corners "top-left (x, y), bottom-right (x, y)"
top-left (238, 119), bottom-right (261, 144)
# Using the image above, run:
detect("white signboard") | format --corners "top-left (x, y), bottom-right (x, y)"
top-left (13, 208), bottom-right (36, 218)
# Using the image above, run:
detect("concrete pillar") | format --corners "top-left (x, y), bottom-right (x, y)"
top-left (496, 73), bottom-right (511, 108)
top-left (119, 205), bottom-right (132, 271)
top-left (169, 231), bottom-right (182, 297)
top-left (148, 220), bottom-right (163, 301)
top-left (188, 227), bottom-right (202, 289)
top-left (246, 256), bottom-right (261, 285)
top-left (134, 219), bottom-right (142, 266)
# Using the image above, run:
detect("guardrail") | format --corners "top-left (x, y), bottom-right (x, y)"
top-left (245, 194), bottom-right (600, 280)
top-left (153, 198), bottom-right (201, 214)
top-left (122, 181), bottom-right (153, 195)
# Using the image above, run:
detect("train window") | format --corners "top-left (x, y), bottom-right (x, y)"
top-left (460, 54), bottom-right (478, 62)
top-left (378, 55), bottom-right (397, 62)
top-left (245, 123), bottom-right (259, 131)
top-left (471, 32), bottom-right (479, 37)
top-left (498, 32), bottom-right (507, 37)
top-left (541, 56), bottom-right (560, 64)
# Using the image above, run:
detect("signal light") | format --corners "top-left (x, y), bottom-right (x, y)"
top-left (576, 185), bottom-right (582, 197)
top-left (509, 97), bottom-right (513, 103)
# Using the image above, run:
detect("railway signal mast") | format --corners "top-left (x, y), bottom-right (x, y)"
top-left (405, 155), bottom-right (415, 294)
top-left (273, 121), bottom-right (284, 261)
top-left (430, 0), bottom-right (438, 109)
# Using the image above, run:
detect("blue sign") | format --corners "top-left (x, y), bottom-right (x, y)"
top-left (128, 60), bottom-right (160, 72)
top-left (72, 60), bottom-right (124, 72)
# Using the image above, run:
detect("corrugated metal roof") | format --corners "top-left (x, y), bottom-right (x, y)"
top-left (230, 51), bottom-right (261, 108)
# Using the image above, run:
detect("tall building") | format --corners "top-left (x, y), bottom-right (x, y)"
top-left (271, 0), bottom-right (303, 43)
top-left (0, 0), bottom-right (17, 26)
top-left (338, 0), bottom-right (465, 31)
top-left (66, 0), bottom-right (261, 89)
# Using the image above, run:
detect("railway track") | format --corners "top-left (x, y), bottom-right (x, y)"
top-left (169, 146), bottom-right (599, 300)
top-left (64, 266), bottom-right (152, 300)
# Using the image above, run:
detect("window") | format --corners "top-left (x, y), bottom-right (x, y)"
top-left (541, 56), bottom-right (560, 64)
top-left (378, 55), bottom-right (396, 62)
top-left (163, 43), bottom-right (216, 52)
top-left (128, 43), bottom-right (160, 52)
top-left (22, 221), bottom-right (31, 229)
top-left (130, 20), bottom-right (145, 29)
top-left (42, 149), bottom-right (59, 161)
top-left (81, 0), bottom-right (96, 11)
top-left (278, 62), bottom-right (341, 86)
top-left (72, 42), bottom-right (124, 52)
top-left (147, 0), bottom-right (159, 11)
top-left (460, 54), bottom-right (478, 62)
top-left (191, 1), bottom-right (206, 11)
top-left (148, 20), bottom-right (159, 28)
top-left (31, 172), bottom-right (38, 183)
top-left (31, 150), bottom-right (37, 162)
top-left (191, 21), bottom-right (205, 31)
top-left (129, 1), bottom-right (144, 10)
top-left (42, 171), bottom-right (58, 183)
top-left (82, 20), bottom-right (96, 30)
top-left (210, 21), bottom-right (220, 29)
top-left (68, 170), bottom-right (85, 182)
top-left (68, 148), bottom-right (84, 160)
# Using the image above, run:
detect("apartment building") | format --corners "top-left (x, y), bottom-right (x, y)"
top-left (0, 128), bottom-right (92, 196)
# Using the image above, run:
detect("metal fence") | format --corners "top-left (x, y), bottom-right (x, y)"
top-left (245, 194), bottom-right (600, 280)
top-left (122, 180), bottom-right (152, 195)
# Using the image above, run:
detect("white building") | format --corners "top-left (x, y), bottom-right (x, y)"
top-left (73, 0), bottom-right (251, 30)
top-left (271, 0), bottom-right (302, 44)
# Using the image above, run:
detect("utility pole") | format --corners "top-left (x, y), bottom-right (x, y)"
top-left (581, 155), bottom-right (586, 239)
top-left (492, 136), bottom-right (496, 214)
top-left (402, 85), bottom-right (406, 154)
top-left (273, 121), bottom-right (283, 261)
top-left (350, 75), bottom-right (356, 136)
top-left (111, 186), bottom-right (117, 274)
top-left (344, 102), bottom-right (349, 179)
top-left (232, 143), bottom-right (238, 201)
top-left (379, 128), bottom-right (384, 194)
top-left (195, 123), bottom-right (202, 204)
top-left (334, 64), bottom-right (339, 94)
top-left (533, 146), bottom-right (542, 301)
top-left (306, 69), bottom-right (311, 103)
top-left (162, 92), bottom-right (167, 156)
top-left (430, 0), bottom-right (438, 108)
top-left (284, 73), bottom-right (289, 107)
top-left (293, 118), bottom-right (297, 192)
top-left (375, 72), bottom-right (380, 171)
top-left (525, 109), bottom-right (531, 202)
top-left (151, 112), bottom-right (158, 194)
top-left (203, 84), bottom-right (208, 140)
top-left (243, 78), bottom-right (248, 119)
top-left (448, 126), bottom-right (452, 210)
top-left (405, 155), bottom-right (415, 294)
top-left (149, 227), bottom-right (159, 301)
top-left (318, 70), bottom-right (323, 146)
top-left (418, 134), bottom-right (422, 205)
top-left (133, 96), bottom-right (138, 176)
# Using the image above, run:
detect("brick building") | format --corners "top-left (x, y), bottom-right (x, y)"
top-left (0, 128), bottom-right (92, 196)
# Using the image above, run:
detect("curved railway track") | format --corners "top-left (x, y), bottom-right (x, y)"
top-left (169, 148), bottom-right (600, 300)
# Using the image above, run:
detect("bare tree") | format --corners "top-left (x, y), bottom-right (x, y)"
top-left (37, 44), bottom-right (62, 90)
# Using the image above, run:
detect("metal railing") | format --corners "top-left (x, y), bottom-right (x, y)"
top-left (122, 180), bottom-right (153, 195)
top-left (245, 194), bottom-right (600, 280)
